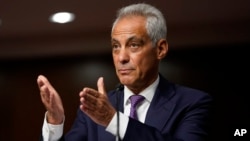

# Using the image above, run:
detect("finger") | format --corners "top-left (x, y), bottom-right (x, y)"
top-left (37, 75), bottom-right (58, 108)
top-left (38, 75), bottom-right (52, 99)
top-left (81, 89), bottom-right (98, 103)
top-left (37, 75), bottom-right (57, 95)
top-left (82, 88), bottom-right (100, 98)
top-left (97, 77), bottom-right (106, 95)
top-left (37, 75), bottom-right (45, 87)
top-left (80, 98), bottom-right (106, 116)
top-left (37, 75), bottom-right (52, 89)
top-left (81, 100), bottom-right (96, 111)
top-left (80, 97), bottom-right (96, 112)
top-left (40, 85), bottom-right (50, 102)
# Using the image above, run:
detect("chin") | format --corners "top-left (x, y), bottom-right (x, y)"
top-left (118, 76), bottom-right (134, 86)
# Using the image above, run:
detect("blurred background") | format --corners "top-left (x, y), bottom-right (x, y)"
top-left (0, 0), bottom-right (249, 140)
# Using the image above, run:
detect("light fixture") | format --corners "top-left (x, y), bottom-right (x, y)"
top-left (49, 12), bottom-right (75, 24)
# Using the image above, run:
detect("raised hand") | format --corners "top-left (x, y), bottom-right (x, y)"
top-left (79, 77), bottom-right (116, 127)
top-left (37, 75), bottom-right (64, 124)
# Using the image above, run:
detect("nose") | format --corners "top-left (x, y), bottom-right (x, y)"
top-left (118, 48), bottom-right (129, 64)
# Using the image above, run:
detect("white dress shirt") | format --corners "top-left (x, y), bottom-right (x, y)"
top-left (42, 75), bottom-right (159, 141)
top-left (42, 112), bottom-right (64, 141)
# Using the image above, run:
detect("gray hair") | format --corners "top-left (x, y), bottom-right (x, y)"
top-left (112, 3), bottom-right (167, 46)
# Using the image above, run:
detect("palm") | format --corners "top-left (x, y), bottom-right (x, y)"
top-left (37, 75), bottom-right (64, 124)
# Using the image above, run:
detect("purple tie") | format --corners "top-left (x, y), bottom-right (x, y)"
top-left (129, 95), bottom-right (145, 120)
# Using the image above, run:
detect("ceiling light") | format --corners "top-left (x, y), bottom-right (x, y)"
top-left (49, 12), bottom-right (75, 24)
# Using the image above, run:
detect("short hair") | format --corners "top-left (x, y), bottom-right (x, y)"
top-left (112, 3), bottom-right (167, 46)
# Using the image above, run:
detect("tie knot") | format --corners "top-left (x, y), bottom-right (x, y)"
top-left (130, 95), bottom-right (145, 108)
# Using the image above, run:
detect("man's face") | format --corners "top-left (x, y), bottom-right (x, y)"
top-left (111, 16), bottom-right (160, 91)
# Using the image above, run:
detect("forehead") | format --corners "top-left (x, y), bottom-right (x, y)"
top-left (111, 16), bottom-right (147, 38)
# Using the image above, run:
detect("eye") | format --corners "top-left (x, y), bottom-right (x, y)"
top-left (112, 43), bottom-right (120, 50)
top-left (129, 42), bottom-right (140, 48)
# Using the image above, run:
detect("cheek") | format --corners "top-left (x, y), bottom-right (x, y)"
top-left (131, 54), bottom-right (155, 68)
top-left (137, 61), bottom-right (150, 75)
top-left (112, 55), bottom-right (118, 67)
top-left (134, 53), bottom-right (157, 73)
top-left (131, 55), bottom-right (147, 75)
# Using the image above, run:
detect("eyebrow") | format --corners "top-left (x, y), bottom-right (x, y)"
top-left (127, 36), bottom-right (145, 45)
top-left (111, 36), bottom-right (145, 44)
top-left (111, 38), bottom-right (119, 43)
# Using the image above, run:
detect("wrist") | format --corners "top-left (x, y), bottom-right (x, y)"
top-left (46, 111), bottom-right (64, 124)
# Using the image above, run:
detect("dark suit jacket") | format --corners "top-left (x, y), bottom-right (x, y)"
top-left (42, 75), bottom-right (212, 141)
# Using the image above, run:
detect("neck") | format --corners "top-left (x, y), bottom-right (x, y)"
top-left (127, 74), bottom-right (158, 94)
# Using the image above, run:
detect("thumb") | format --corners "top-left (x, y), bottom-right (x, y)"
top-left (97, 77), bottom-right (106, 94)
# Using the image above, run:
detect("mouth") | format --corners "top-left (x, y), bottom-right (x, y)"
top-left (118, 69), bottom-right (134, 75)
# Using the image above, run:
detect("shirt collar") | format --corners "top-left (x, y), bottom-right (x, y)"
top-left (124, 75), bottom-right (160, 105)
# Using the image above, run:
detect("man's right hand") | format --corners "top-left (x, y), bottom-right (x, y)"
top-left (37, 75), bottom-right (64, 125)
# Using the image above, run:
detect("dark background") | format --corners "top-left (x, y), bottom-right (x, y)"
top-left (0, 0), bottom-right (249, 141)
top-left (0, 44), bottom-right (249, 141)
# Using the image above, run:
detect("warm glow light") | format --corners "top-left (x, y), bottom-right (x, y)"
top-left (49, 12), bottom-right (75, 24)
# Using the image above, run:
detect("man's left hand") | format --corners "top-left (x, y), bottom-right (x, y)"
top-left (79, 77), bottom-right (116, 127)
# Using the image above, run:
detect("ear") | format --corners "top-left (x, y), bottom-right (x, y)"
top-left (156, 39), bottom-right (168, 60)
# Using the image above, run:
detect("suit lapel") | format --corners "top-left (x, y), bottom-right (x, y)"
top-left (145, 76), bottom-right (176, 131)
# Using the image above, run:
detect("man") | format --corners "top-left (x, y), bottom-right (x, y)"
top-left (37, 3), bottom-right (212, 141)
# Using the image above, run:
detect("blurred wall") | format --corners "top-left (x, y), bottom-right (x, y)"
top-left (0, 43), bottom-right (249, 141)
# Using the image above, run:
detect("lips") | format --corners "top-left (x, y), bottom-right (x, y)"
top-left (118, 68), bottom-right (134, 74)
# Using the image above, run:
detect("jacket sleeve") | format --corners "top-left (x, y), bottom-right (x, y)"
top-left (64, 109), bottom-right (89, 141)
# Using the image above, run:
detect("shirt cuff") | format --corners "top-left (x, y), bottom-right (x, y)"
top-left (42, 112), bottom-right (64, 141)
top-left (105, 112), bottom-right (129, 140)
